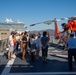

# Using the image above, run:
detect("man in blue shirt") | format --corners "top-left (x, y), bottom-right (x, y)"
top-left (66, 33), bottom-right (76, 71)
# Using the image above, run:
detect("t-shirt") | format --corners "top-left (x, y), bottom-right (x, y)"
top-left (13, 38), bottom-right (17, 45)
top-left (41, 36), bottom-right (49, 47)
top-left (9, 35), bottom-right (14, 46)
top-left (66, 37), bottom-right (76, 49)
top-left (30, 38), bottom-right (35, 45)
top-left (36, 38), bottom-right (42, 48)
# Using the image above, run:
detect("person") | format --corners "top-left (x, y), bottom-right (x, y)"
top-left (8, 31), bottom-right (14, 59)
top-left (26, 33), bottom-right (30, 52)
top-left (30, 34), bottom-right (36, 61)
top-left (16, 32), bottom-right (20, 52)
top-left (20, 32), bottom-right (24, 52)
top-left (41, 31), bottom-right (49, 63)
top-left (22, 31), bottom-right (28, 60)
top-left (66, 33), bottom-right (76, 71)
top-left (13, 33), bottom-right (17, 53)
top-left (36, 33), bottom-right (42, 60)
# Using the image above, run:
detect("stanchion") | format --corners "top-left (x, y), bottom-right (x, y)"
top-left (51, 36), bottom-right (54, 44)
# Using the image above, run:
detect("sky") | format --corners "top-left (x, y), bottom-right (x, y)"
top-left (0, 0), bottom-right (76, 31)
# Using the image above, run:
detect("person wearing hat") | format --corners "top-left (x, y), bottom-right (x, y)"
top-left (66, 33), bottom-right (76, 71)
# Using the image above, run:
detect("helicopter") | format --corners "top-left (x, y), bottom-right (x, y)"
top-left (29, 16), bottom-right (76, 45)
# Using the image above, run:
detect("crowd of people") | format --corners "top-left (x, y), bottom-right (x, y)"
top-left (7, 30), bottom-right (49, 63)
top-left (7, 21), bottom-right (76, 71)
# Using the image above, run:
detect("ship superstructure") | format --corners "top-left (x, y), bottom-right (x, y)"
top-left (0, 18), bottom-right (27, 31)
top-left (0, 18), bottom-right (27, 39)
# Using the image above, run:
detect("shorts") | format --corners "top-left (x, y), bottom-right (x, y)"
top-left (9, 46), bottom-right (14, 52)
top-left (42, 46), bottom-right (48, 57)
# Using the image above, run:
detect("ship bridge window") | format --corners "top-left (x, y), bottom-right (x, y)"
top-left (1, 33), bottom-right (7, 35)
top-left (1, 33), bottom-right (3, 34)
top-left (5, 33), bottom-right (7, 34)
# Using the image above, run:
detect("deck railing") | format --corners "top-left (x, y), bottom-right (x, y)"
top-left (0, 38), bottom-right (9, 52)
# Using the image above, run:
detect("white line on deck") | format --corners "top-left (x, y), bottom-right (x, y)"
top-left (1, 54), bottom-right (16, 75)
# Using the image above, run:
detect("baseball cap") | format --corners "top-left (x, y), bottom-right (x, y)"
top-left (10, 31), bottom-right (15, 35)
